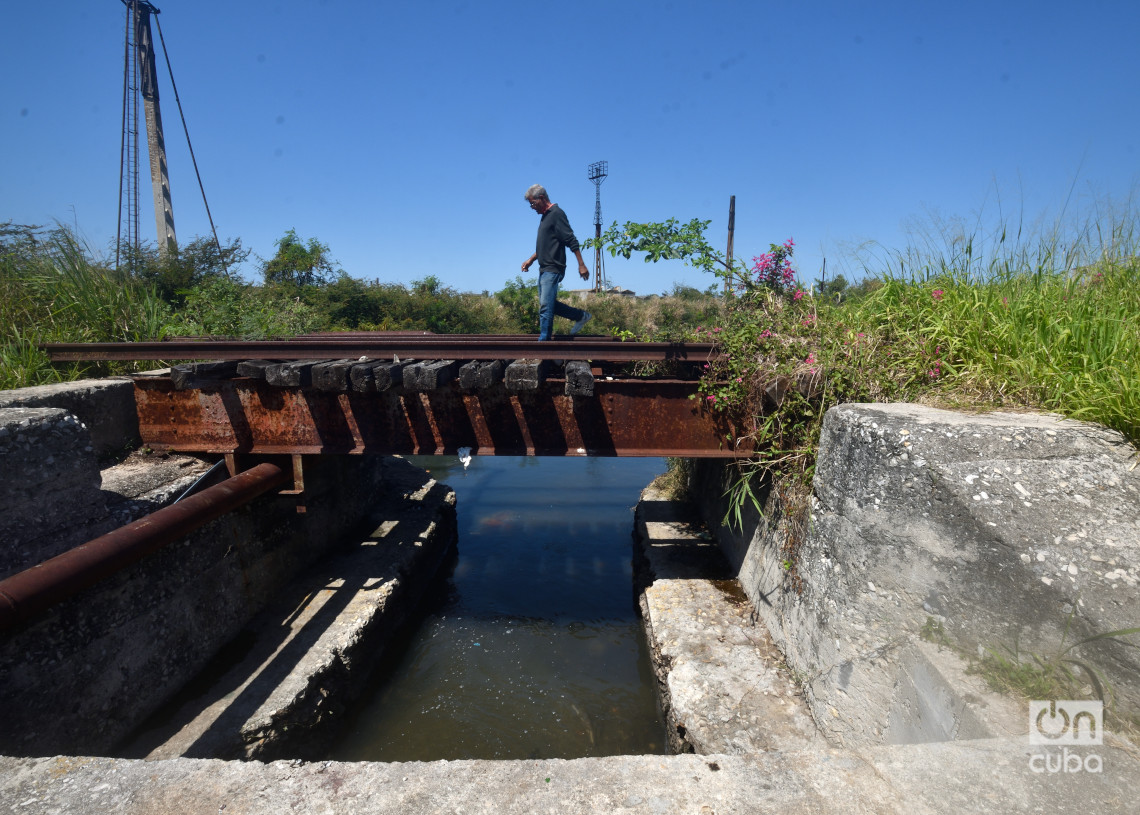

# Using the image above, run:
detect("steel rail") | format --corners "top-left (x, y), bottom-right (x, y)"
top-left (42, 337), bottom-right (718, 363)
top-left (0, 462), bottom-right (290, 631)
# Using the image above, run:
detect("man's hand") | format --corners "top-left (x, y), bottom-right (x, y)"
top-left (578, 262), bottom-right (590, 280)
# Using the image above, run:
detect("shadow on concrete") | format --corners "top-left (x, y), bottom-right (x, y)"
top-left (636, 498), bottom-right (733, 582)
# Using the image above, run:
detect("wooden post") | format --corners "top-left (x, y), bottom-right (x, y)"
top-left (725, 195), bottom-right (735, 297)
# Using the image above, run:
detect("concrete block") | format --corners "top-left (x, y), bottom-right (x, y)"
top-left (0, 407), bottom-right (105, 578)
top-left (695, 404), bottom-right (1140, 748)
top-left (0, 377), bottom-right (139, 458)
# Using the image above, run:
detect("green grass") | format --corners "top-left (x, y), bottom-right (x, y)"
top-left (691, 206), bottom-right (1138, 551)
top-left (0, 226), bottom-right (173, 389)
top-left (846, 212), bottom-right (1140, 443)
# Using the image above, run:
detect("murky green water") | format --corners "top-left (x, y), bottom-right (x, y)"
top-left (331, 455), bottom-right (668, 761)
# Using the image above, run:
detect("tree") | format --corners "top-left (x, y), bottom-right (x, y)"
top-left (127, 236), bottom-right (249, 305)
top-left (262, 229), bottom-right (338, 287)
top-left (815, 273), bottom-right (849, 302)
top-left (494, 275), bottom-right (540, 333)
top-left (589, 218), bottom-right (751, 288)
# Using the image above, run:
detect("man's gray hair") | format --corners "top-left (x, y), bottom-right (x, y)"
top-left (524, 184), bottom-right (548, 201)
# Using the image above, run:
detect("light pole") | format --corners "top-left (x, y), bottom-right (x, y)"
top-left (588, 161), bottom-right (608, 292)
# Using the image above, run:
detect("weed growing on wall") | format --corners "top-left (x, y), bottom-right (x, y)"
top-left (694, 239), bottom-right (931, 526)
top-left (680, 204), bottom-right (1139, 586)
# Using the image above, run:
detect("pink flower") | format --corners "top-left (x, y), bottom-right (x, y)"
top-left (735, 377), bottom-right (743, 383)
top-left (793, 290), bottom-right (804, 301)
top-left (706, 395), bottom-right (717, 402)
top-left (805, 353), bottom-right (816, 365)
top-left (932, 289), bottom-right (944, 301)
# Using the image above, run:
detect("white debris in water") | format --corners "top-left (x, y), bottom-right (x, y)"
top-left (457, 447), bottom-right (473, 469)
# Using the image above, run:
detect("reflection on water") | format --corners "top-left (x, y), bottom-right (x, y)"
top-left (332, 455), bottom-right (668, 761)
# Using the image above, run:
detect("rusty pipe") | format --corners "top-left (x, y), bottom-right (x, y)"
top-left (0, 462), bottom-right (289, 631)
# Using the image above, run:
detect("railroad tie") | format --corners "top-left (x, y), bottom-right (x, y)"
top-left (564, 360), bottom-right (595, 397)
top-left (404, 360), bottom-right (459, 391)
top-left (265, 360), bottom-right (331, 388)
top-left (458, 359), bottom-right (505, 390)
top-left (311, 359), bottom-right (357, 392)
top-left (505, 359), bottom-right (552, 391)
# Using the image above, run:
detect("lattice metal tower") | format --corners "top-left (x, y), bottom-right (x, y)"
top-left (117, 0), bottom-right (142, 269)
top-left (588, 160), bottom-right (608, 292)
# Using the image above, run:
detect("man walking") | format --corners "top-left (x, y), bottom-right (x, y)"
top-left (521, 184), bottom-right (592, 341)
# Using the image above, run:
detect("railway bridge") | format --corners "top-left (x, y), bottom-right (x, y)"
top-left (46, 334), bottom-right (753, 462)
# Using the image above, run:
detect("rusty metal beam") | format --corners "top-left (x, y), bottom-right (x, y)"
top-left (132, 375), bottom-right (748, 458)
top-left (43, 337), bottom-right (717, 363)
top-left (0, 463), bottom-right (290, 631)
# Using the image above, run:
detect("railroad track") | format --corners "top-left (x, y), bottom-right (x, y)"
top-left (41, 335), bottom-right (719, 363)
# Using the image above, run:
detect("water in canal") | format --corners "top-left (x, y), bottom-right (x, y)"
top-left (332, 455), bottom-right (668, 762)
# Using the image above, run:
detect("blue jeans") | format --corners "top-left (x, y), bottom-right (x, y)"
top-left (537, 270), bottom-right (585, 341)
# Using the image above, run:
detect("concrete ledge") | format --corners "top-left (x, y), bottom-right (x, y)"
top-left (3, 736), bottom-right (1139, 815)
top-left (0, 378), bottom-right (139, 458)
top-left (635, 484), bottom-right (823, 755)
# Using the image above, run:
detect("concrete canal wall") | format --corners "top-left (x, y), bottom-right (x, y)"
top-left (691, 403), bottom-right (1140, 747)
top-left (0, 378), bottom-right (455, 758)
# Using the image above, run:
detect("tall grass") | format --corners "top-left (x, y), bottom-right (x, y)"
top-left (848, 206), bottom-right (1140, 442)
top-left (692, 203), bottom-right (1139, 537)
top-left (0, 226), bottom-right (171, 389)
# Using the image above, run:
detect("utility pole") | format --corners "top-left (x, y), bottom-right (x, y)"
top-left (725, 195), bottom-right (735, 297)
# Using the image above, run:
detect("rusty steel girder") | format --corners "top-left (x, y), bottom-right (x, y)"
top-left (132, 375), bottom-right (749, 458)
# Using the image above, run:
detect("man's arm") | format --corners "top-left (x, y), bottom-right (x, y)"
top-left (522, 253), bottom-right (537, 272)
top-left (571, 248), bottom-right (589, 280)
top-left (551, 207), bottom-right (589, 280)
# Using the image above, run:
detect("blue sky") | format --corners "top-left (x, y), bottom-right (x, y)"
top-left (4, 1), bottom-right (1138, 295)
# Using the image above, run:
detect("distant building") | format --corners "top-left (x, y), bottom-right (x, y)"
top-left (567, 287), bottom-right (637, 302)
